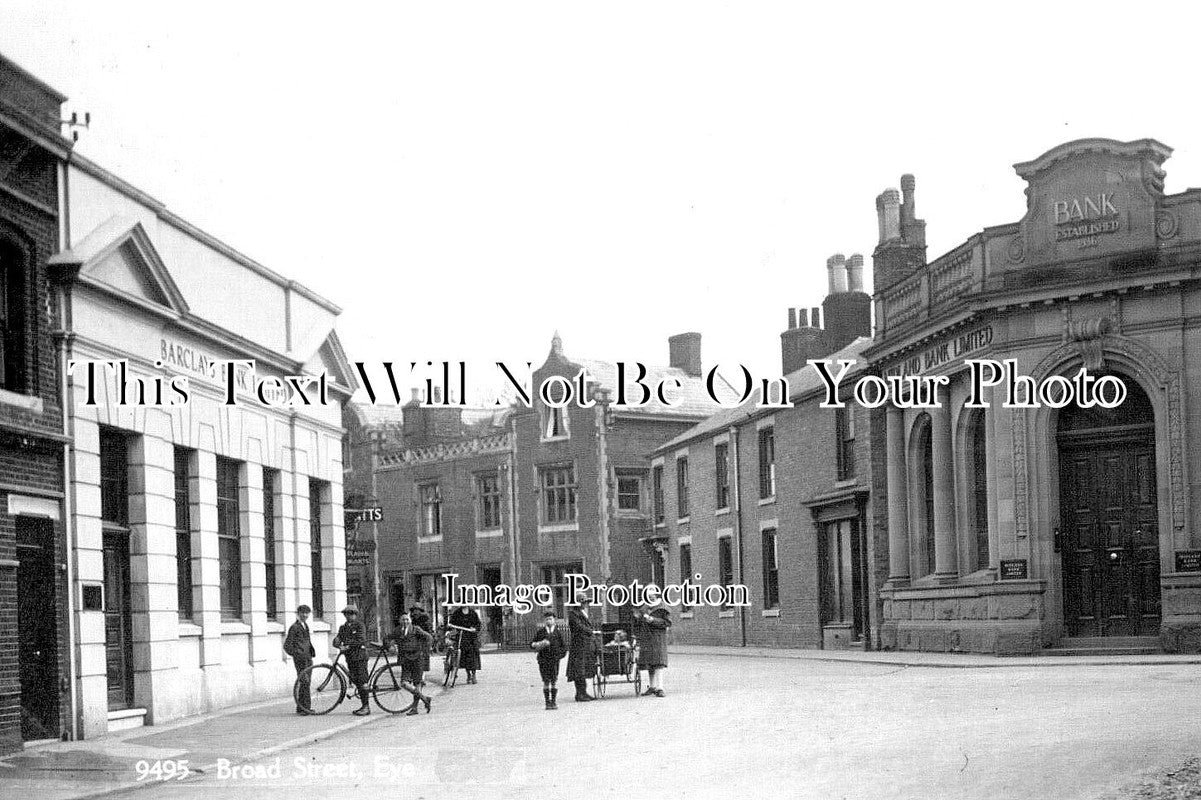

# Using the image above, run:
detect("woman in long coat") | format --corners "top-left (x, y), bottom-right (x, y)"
top-left (448, 604), bottom-right (483, 684)
top-left (565, 593), bottom-right (597, 701)
top-left (635, 604), bottom-right (671, 697)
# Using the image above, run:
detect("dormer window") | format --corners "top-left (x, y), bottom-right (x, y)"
top-left (542, 404), bottom-right (569, 440)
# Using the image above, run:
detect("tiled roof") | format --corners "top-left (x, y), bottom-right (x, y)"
top-left (566, 357), bottom-right (740, 417)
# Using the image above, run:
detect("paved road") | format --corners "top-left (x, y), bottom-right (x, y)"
top-left (108, 652), bottom-right (1199, 800)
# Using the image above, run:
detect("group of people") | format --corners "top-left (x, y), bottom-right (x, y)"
top-left (283, 601), bottom-right (484, 717)
top-left (531, 591), bottom-right (671, 710)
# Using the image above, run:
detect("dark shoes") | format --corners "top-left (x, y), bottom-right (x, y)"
top-left (641, 688), bottom-right (656, 696)
top-left (575, 694), bottom-right (594, 702)
top-left (352, 706), bottom-right (371, 716)
top-left (423, 697), bottom-right (432, 714)
top-left (295, 708), bottom-right (310, 715)
top-left (654, 689), bottom-right (666, 697)
top-left (406, 706), bottom-right (419, 716)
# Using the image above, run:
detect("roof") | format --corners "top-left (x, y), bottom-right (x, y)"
top-left (568, 357), bottom-right (739, 417)
top-left (655, 336), bottom-right (873, 452)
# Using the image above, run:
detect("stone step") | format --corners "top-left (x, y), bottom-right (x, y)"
top-left (1042, 646), bottom-right (1160, 656)
top-left (107, 707), bottom-right (147, 733)
top-left (1043, 636), bottom-right (1160, 657)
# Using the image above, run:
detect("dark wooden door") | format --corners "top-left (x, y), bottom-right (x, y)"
top-left (17, 517), bottom-right (59, 740)
top-left (103, 530), bottom-right (134, 709)
top-left (1060, 442), bottom-right (1160, 636)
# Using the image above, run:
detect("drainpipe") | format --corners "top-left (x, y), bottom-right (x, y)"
top-left (507, 414), bottom-right (520, 585)
top-left (729, 425), bottom-right (747, 648)
top-left (595, 394), bottom-right (611, 622)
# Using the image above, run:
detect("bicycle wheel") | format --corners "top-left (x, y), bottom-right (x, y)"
top-left (295, 664), bottom-right (345, 715)
top-left (443, 649), bottom-right (460, 687)
top-left (371, 664), bottom-right (412, 714)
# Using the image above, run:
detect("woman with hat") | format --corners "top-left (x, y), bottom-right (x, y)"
top-left (333, 605), bottom-right (372, 715)
top-left (447, 603), bottom-right (483, 684)
top-left (634, 601), bottom-right (671, 697)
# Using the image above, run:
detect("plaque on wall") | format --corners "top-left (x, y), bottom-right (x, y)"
top-left (999, 559), bottom-right (1028, 580)
top-left (1175, 550), bottom-right (1201, 573)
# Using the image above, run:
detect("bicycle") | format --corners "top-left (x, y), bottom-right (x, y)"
top-left (441, 623), bottom-right (473, 688)
top-left (294, 641), bottom-right (427, 715)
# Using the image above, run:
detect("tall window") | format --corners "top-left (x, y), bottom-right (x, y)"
top-left (678, 543), bottom-right (693, 612)
top-left (967, 412), bottom-right (990, 572)
top-left (676, 457), bottom-right (689, 519)
top-left (835, 408), bottom-right (855, 480)
top-left (541, 562), bottom-right (583, 618)
top-left (0, 240), bottom-right (28, 394)
top-left (99, 427), bottom-right (129, 527)
top-left (542, 405), bottom-right (569, 439)
top-left (174, 448), bottom-right (194, 619)
top-left (914, 414), bottom-right (935, 577)
top-left (652, 465), bottom-right (665, 524)
top-left (420, 483), bottom-right (442, 538)
top-left (717, 536), bottom-right (734, 610)
top-left (540, 465), bottom-right (577, 524)
top-left (758, 426), bottom-right (776, 499)
top-left (310, 479), bottom-right (326, 618)
top-left (216, 457), bottom-right (243, 619)
top-left (715, 442), bottom-right (730, 510)
top-left (616, 470), bottom-right (643, 512)
top-left (263, 468), bottom-right (279, 620)
top-left (478, 473), bottom-right (502, 529)
top-left (761, 528), bottom-right (779, 610)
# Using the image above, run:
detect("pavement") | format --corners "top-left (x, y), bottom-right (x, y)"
top-left (2, 646), bottom-right (1199, 800)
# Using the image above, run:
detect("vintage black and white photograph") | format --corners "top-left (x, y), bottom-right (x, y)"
top-left (1, 3), bottom-right (1200, 799)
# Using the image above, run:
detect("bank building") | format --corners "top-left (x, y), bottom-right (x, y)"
top-left (870, 138), bottom-right (1201, 654)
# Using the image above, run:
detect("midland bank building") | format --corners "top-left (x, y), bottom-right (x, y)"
top-left (871, 139), bottom-right (1201, 654)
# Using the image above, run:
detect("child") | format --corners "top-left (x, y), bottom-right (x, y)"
top-left (529, 611), bottom-right (567, 710)
top-left (386, 614), bottom-right (434, 715)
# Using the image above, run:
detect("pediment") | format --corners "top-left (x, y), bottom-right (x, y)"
top-left (300, 331), bottom-right (357, 392)
top-left (70, 216), bottom-right (188, 314)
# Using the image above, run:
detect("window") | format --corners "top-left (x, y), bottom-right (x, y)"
top-left (836, 408), bottom-right (855, 480)
top-left (758, 426), bottom-right (776, 499)
top-left (967, 412), bottom-right (989, 572)
top-left (263, 468), bottom-right (279, 620)
top-left (651, 549), bottom-right (665, 589)
top-left (676, 457), bottom-right (689, 519)
top-left (715, 442), bottom-right (730, 510)
top-left (174, 448), bottom-right (194, 620)
top-left (478, 473), bottom-right (502, 530)
top-left (540, 465), bottom-right (577, 525)
top-left (761, 528), bottom-right (779, 610)
top-left (652, 465), bottom-right (665, 524)
top-left (310, 479), bottom-right (326, 618)
top-left (678, 543), bottom-right (693, 612)
top-left (541, 562), bottom-right (583, 618)
top-left (616, 471), bottom-right (643, 512)
top-left (717, 536), bottom-right (734, 610)
top-left (216, 457), bottom-right (243, 619)
top-left (0, 240), bottom-right (28, 394)
top-left (542, 404), bottom-right (569, 439)
top-left (913, 414), bottom-right (935, 578)
top-left (99, 427), bottom-right (129, 527)
top-left (420, 483), bottom-right (442, 538)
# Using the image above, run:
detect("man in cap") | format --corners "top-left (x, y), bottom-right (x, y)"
top-left (333, 605), bottom-right (371, 715)
top-left (283, 604), bottom-right (316, 714)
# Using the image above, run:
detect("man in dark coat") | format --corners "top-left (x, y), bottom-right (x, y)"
top-left (565, 592), bottom-right (597, 701)
top-left (333, 606), bottom-right (371, 715)
top-left (284, 604), bottom-right (316, 714)
top-left (530, 611), bottom-right (567, 710)
top-left (448, 604), bottom-right (483, 684)
top-left (386, 613), bottom-right (434, 715)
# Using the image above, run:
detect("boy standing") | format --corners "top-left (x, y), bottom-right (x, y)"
top-left (530, 611), bottom-right (567, 710)
top-left (387, 613), bottom-right (434, 715)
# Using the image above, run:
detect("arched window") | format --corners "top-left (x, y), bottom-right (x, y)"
top-left (963, 409), bottom-right (989, 572)
top-left (911, 413), bottom-right (935, 577)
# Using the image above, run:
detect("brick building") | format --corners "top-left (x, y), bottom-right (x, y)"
top-left (653, 259), bottom-right (875, 649)
top-left (0, 54), bottom-right (73, 753)
top-left (869, 140), bottom-right (1201, 654)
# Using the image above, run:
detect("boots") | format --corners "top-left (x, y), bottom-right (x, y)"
top-left (574, 679), bottom-right (593, 701)
top-left (550, 687), bottom-right (558, 710)
top-left (543, 688), bottom-right (552, 710)
top-left (353, 686), bottom-right (371, 716)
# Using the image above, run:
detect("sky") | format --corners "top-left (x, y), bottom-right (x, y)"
top-left (3, 1), bottom-right (1200, 402)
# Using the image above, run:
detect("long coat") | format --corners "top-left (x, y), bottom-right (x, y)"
top-left (565, 607), bottom-right (597, 681)
top-left (449, 607), bottom-right (482, 671)
top-left (635, 608), bottom-right (671, 668)
top-left (409, 608), bottom-right (432, 671)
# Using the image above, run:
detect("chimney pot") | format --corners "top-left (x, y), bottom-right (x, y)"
top-left (668, 332), bottom-right (703, 378)
top-left (411, 387), bottom-right (422, 402)
top-left (878, 188), bottom-right (901, 243)
top-left (787, 308), bottom-right (797, 330)
top-left (827, 253), bottom-right (848, 294)
top-left (901, 174), bottom-right (916, 224)
top-left (811, 306), bottom-right (822, 329)
top-left (846, 253), bottom-right (865, 293)
top-left (798, 307), bottom-right (809, 327)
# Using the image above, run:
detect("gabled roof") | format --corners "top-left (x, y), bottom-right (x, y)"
top-left (301, 330), bottom-right (358, 393)
top-left (655, 336), bottom-right (873, 452)
top-left (64, 215), bottom-right (189, 316)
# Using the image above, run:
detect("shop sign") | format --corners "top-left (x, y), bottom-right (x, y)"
top-left (885, 325), bottom-right (993, 378)
top-left (1174, 550), bottom-right (1201, 573)
top-left (999, 559), bottom-right (1028, 580)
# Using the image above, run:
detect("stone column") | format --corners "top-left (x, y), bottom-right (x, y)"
top-left (886, 405), bottom-right (910, 585)
top-left (932, 404), bottom-right (958, 581)
top-left (275, 466), bottom-right (298, 624)
top-left (71, 416), bottom-right (108, 739)
top-left (240, 464), bottom-right (271, 664)
top-left (192, 451), bottom-right (222, 667)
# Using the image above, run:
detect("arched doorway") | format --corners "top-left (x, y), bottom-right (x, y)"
top-left (1057, 374), bottom-right (1160, 637)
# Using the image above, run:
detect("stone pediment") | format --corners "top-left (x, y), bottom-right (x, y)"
top-left (68, 216), bottom-right (189, 315)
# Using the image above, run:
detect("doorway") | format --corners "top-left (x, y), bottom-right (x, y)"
top-left (103, 530), bottom-right (134, 709)
top-left (17, 516), bottom-right (59, 740)
top-left (1057, 375), bottom-right (1161, 637)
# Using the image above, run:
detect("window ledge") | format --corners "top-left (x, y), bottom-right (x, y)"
top-left (761, 608), bottom-right (781, 618)
top-left (834, 478), bottom-right (858, 488)
top-left (417, 535), bottom-right (444, 544)
top-left (540, 435), bottom-right (570, 443)
top-left (718, 610), bottom-right (735, 619)
top-left (0, 388), bottom-right (42, 414)
top-left (677, 516), bottom-right (691, 525)
top-left (538, 522), bottom-right (579, 534)
top-left (680, 611), bottom-right (694, 619)
top-left (615, 510), bottom-right (647, 518)
top-left (475, 529), bottom-right (504, 538)
top-left (177, 622), bottom-right (203, 638)
top-left (310, 620), bottom-right (331, 632)
top-left (715, 507), bottom-right (730, 516)
top-left (221, 621), bottom-right (252, 634)
top-left (267, 620), bottom-right (285, 633)
top-left (758, 496), bottom-right (776, 507)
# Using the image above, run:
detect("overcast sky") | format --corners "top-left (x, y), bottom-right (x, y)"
top-left (3, 1), bottom-right (1200, 401)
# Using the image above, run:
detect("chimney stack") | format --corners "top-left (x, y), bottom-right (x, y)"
top-left (826, 253), bottom-right (848, 294)
top-left (845, 253), bottom-right (865, 293)
top-left (901, 174), bottom-right (916, 224)
top-left (797, 308), bottom-right (809, 327)
top-left (811, 307), bottom-right (821, 329)
top-left (787, 308), bottom-right (797, 330)
top-left (410, 387), bottom-right (422, 403)
top-left (668, 332), bottom-right (703, 378)
top-left (878, 188), bottom-right (901, 243)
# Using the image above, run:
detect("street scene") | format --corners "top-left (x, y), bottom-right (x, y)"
top-left (5, 3), bottom-right (1201, 799)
